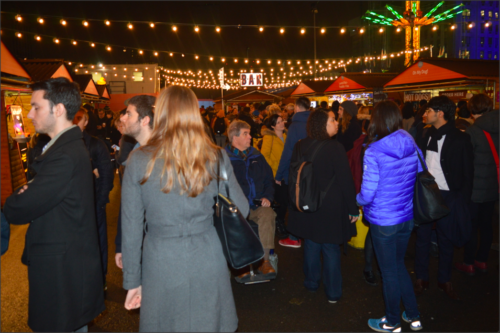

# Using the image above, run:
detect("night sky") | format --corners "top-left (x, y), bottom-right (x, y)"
top-left (1, 1), bottom-right (407, 72)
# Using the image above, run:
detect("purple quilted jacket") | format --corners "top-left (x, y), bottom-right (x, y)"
top-left (356, 129), bottom-right (425, 226)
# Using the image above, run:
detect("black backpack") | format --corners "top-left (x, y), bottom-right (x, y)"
top-left (214, 117), bottom-right (227, 134)
top-left (289, 139), bottom-right (336, 213)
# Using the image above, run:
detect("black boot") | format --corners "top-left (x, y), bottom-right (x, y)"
top-left (275, 219), bottom-right (289, 239)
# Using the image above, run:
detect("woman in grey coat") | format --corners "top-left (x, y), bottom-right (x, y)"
top-left (121, 85), bottom-right (249, 332)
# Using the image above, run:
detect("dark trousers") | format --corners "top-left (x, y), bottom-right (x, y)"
top-left (303, 239), bottom-right (342, 301)
top-left (364, 228), bottom-right (375, 272)
top-left (274, 182), bottom-right (288, 221)
top-left (415, 190), bottom-right (455, 284)
top-left (371, 220), bottom-right (419, 326)
top-left (464, 201), bottom-right (496, 264)
top-left (96, 203), bottom-right (108, 279)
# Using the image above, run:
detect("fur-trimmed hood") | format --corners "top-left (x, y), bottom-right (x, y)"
top-left (261, 127), bottom-right (287, 137)
top-left (357, 114), bottom-right (371, 121)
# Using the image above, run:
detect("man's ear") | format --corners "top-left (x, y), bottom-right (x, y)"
top-left (141, 115), bottom-right (151, 127)
top-left (53, 103), bottom-right (66, 119)
top-left (84, 117), bottom-right (89, 127)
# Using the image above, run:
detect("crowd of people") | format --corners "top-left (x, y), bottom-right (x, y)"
top-left (1, 76), bottom-right (498, 333)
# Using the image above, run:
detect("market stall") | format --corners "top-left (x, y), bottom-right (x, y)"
top-left (213, 88), bottom-right (283, 109)
top-left (290, 80), bottom-right (335, 107)
top-left (1, 41), bottom-right (33, 205)
top-left (72, 74), bottom-right (101, 106)
top-left (324, 73), bottom-right (398, 106)
top-left (384, 58), bottom-right (499, 108)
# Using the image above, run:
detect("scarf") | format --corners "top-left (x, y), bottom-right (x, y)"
top-left (229, 145), bottom-right (251, 161)
top-left (427, 121), bottom-right (454, 153)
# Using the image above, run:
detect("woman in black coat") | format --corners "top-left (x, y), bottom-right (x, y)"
top-left (336, 101), bottom-right (362, 152)
top-left (287, 108), bottom-right (359, 303)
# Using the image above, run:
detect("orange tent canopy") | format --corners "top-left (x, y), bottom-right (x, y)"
top-left (1, 41), bottom-right (31, 79)
top-left (325, 76), bottom-right (366, 92)
top-left (384, 58), bottom-right (498, 88)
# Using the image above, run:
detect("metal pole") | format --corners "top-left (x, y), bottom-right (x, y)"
top-left (314, 12), bottom-right (317, 78)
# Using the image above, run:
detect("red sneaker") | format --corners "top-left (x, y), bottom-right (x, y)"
top-left (454, 262), bottom-right (475, 276)
top-left (474, 260), bottom-right (488, 273)
top-left (279, 238), bottom-right (301, 248)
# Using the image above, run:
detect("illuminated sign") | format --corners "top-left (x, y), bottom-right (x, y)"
top-left (240, 73), bottom-right (263, 87)
top-left (404, 92), bottom-right (431, 102)
top-left (11, 105), bottom-right (23, 115)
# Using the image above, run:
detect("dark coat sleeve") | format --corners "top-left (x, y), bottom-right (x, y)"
top-left (116, 135), bottom-right (137, 166)
top-left (331, 142), bottom-right (359, 216)
top-left (3, 153), bottom-right (73, 224)
top-left (260, 156), bottom-right (275, 202)
top-left (459, 133), bottom-right (474, 201)
top-left (93, 137), bottom-right (115, 206)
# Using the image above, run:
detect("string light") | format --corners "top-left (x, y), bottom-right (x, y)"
top-left (194, 26), bottom-right (200, 32)
top-left (83, 20), bottom-right (89, 27)
top-left (396, 27), bottom-right (401, 32)
top-left (320, 28), bottom-right (325, 34)
top-left (154, 52), bottom-right (158, 56)
top-left (60, 19), bottom-right (67, 26)
top-left (15, 15), bottom-right (22, 22)
top-left (340, 28), bottom-right (345, 33)
top-left (105, 20), bottom-right (111, 26)
top-left (215, 26), bottom-right (221, 32)
top-left (128, 23), bottom-right (133, 29)
top-left (172, 25), bottom-right (177, 31)
top-left (379, 27), bottom-right (384, 33)
top-left (300, 28), bottom-right (305, 34)
top-left (280, 28), bottom-right (285, 34)
top-left (16, 32), bottom-right (22, 38)
top-left (432, 25), bottom-right (438, 31)
top-left (360, 27), bottom-right (365, 34)
top-left (106, 46), bottom-right (111, 51)
top-left (139, 50), bottom-right (143, 54)
top-left (53, 38), bottom-right (60, 44)
top-left (35, 35), bottom-right (41, 41)
top-left (72, 40), bottom-right (77, 45)
top-left (37, 17), bottom-right (44, 24)
top-left (150, 22), bottom-right (155, 28)
top-left (195, 55), bottom-right (199, 59)
top-left (90, 42), bottom-right (95, 47)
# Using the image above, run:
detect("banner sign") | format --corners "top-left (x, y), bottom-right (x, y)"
top-left (439, 90), bottom-right (467, 99)
top-left (404, 92), bottom-right (431, 102)
top-left (240, 73), bottom-right (263, 87)
top-left (373, 88), bottom-right (388, 103)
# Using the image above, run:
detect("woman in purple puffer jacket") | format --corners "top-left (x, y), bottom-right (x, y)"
top-left (356, 101), bottom-right (425, 333)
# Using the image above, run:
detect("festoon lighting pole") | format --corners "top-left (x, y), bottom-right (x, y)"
top-left (312, 2), bottom-right (318, 79)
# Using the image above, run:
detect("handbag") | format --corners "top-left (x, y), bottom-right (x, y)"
top-left (213, 150), bottom-right (265, 269)
top-left (413, 148), bottom-right (450, 226)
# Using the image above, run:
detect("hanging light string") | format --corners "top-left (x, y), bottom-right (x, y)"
top-left (5, 27), bottom-right (431, 68)
top-left (5, 11), bottom-right (376, 30)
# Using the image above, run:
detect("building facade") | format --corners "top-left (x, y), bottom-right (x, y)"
top-left (454, 1), bottom-right (499, 60)
top-left (75, 63), bottom-right (161, 94)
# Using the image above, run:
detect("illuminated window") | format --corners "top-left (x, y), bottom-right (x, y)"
top-left (481, 37), bottom-right (484, 46)
top-left (481, 10), bottom-right (485, 18)
top-left (133, 72), bottom-right (144, 82)
top-left (489, 11), bottom-right (493, 17)
top-left (480, 51), bottom-right (484, 59)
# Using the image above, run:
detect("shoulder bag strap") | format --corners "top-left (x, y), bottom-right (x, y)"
top-left (414, 143), bottom-right (428, 171)
top-left (218, 150), bottom-right (230, 196)
top-left (483, 130), bottom-right (499, 183)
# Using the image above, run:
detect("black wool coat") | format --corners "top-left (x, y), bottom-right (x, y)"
top-left (287, 137), bottom-right (358, 245)
top-left (3, 126), bottom-right (105, 332)
top-left (336, 117), bottom-right (363, 152)
top-left (417, 124), bottom-right (474, 201)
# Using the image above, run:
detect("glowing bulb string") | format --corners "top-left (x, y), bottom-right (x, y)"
top-left (5, 27), bottom-right (431, 71)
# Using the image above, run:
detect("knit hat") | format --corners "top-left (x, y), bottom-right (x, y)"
top-left (340, 101), bottom-right (358, 118)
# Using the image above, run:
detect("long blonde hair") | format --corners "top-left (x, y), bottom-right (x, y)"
top-left (140, 86), bottom-right (220, 197)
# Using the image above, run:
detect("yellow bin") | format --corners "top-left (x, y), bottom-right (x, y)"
top-left (348, 208), bottom-right (369, 249)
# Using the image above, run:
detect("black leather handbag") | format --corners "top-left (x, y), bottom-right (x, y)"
top-left (413, 149), bottom-right (450, 226)
top-left (213, 151), bottom-right (264, 269)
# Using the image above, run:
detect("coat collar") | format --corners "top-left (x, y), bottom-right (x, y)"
top-left (35, 126), bottom-right (83, 161)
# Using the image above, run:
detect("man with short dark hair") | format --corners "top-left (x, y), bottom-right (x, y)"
top-left (3, 77), bottom-right (105, 332)
top-left (320, 101), bottom-right (328, 109)
top-left (114, 95), bottom-right (156, 269)
top-left (276, 96), bottom-right (311, 248)
top-left (226, 120), bottom-right (277, 281)
top-left (455, 94), bottom-right (499, 275)
top-left (414, 95), bottom-right (474, 301)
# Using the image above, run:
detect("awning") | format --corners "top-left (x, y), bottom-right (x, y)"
top-left (291, 80), bottom-right (335, 96)
top-left (20, 59), bottom-right (73, 82)
top-left (71, 74), bottom-right (100, 100)
top-left (1, 41), bottom-right (31, 80)
top-left (325, 73), bottom-right (397, 94)
top-left (384, 58), bottom-right (499, 91)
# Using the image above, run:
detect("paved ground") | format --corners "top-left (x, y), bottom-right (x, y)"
top-left (2, 174), bottom-right (499, 332)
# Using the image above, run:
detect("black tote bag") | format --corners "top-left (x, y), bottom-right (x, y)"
top-left (413, 148), bottom-right (450, 226)
top-left (213, 150), bottom-right (264, 269)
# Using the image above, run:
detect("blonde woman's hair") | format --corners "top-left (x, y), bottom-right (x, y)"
top-left (341, 111), bottom-right (352, 133)
top-left (139, 86), bottom-right (220, 197)
top-left (268, 104), bottom-right (281, 116)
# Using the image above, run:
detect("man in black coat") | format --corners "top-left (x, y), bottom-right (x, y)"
top-left (455, 94), bottom-right (499, 275)
top-left (74, 108), bottom-right (115, 286)
top-left (3, 77), bottom-right (105, 332)
top-left (414, 95), bottom-right (474, 301)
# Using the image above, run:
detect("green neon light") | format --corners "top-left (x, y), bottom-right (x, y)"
top-left (368, 11), bottom-right (392, 21)
top-left (424, 1), bottom-right (444, 18)
top-left (386, 5), bottom-right (403, 19)
top-left (412, 2), bottom-right (417, 15)
top-left (434, 5), bottom-right (462, 20)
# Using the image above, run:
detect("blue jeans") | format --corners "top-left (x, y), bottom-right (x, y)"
top-left (303, 239), bottom-right (342, 301)
top-left (371, 220), bottom-right (419, 326)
